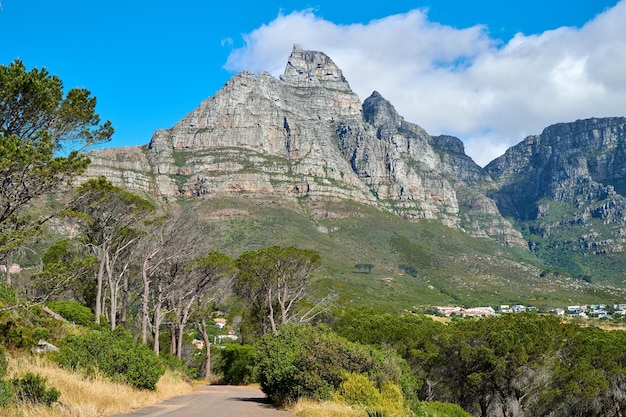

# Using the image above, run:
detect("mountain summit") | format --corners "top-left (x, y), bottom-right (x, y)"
top-left (81, 46), bottom-right (524, 246)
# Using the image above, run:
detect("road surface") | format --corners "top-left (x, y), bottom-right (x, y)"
top-left (111, 385), bottom-right (296, 417)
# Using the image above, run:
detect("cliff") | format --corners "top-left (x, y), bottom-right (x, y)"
top-left (79, 45), bottom-right (524, 246)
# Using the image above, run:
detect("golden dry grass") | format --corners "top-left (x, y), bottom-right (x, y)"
top-left (291, 398), bottom-right (367, 417)
top-left (1, 354), bottom-right (194, 417)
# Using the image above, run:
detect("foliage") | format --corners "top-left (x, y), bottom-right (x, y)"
top-left (254, 323), bottom-right (412, 405)
top-left (0, 379), bottom-right (10, 408)
top-left (214, 344), bottom-right (256, 385)
top-left (45, 300), bottom-right (95, 327)
top-left (355, 263), bottom-right (374, 274)
top-left (337, 372), bottom-right (382, 407)
top-left (235, 246), bottom-right (321, 335)
top-left (0, 59), bottom-right (112, 255)
top-left (0, 283), bottom-right (15, 305)
top-left (57, 328), bottom-right (165, 390)
top-left (11, 372), bottom-right (60, 407)
top-left (413, 401), bottom-right (472, 417)
top-left (33, 239), bottom-right (97, 304)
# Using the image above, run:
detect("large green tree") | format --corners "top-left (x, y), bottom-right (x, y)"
top-left (0, 59), bottom-right (113, 279)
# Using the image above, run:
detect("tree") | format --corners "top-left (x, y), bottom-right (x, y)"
top-left (0, 60), bottom-right (113, 278)
top-left (167, 251), bottom-right (235, 360)
top-left (235, 246), bottom-right (320, 334)
top-left (67, 177), bottom-right (153, 327)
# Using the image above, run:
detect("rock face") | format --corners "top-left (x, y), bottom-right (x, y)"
top-left (78, 45), bottom-right (525, 246)
top-left (486, 117), bottom-right (626, 256)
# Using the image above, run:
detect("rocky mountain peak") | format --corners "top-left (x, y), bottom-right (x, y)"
top-left (280, 44), bottom-right (351, 91)
top-left (363, 91), bottom-right (404, 131)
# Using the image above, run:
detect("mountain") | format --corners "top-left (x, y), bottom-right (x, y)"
top-left (486, 117), bottom-right (626, 285)
top-left (81, 45), bottom-right (523, 246)
top-left (75, 46), bottom-right (626, 306)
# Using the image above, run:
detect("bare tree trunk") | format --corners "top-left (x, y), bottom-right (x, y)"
top-left (170, 324), bottom-right (177, 356)
top-left (196, 319), bottom-right (212, 381)
top-left (152, 286), bottom-right (163, 355)
top-left (120, 272), bottom-right (128, 327)
top-left (5, 252), bottom-right (12, 286)
top-left (95, 249), bottom-right (106, 324)
top-left (141, 259), bottom-right (150, 344)
top-left (267, 288), bottom-right (277, 333)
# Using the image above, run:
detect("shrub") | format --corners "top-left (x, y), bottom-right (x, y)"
top-left (45, 300), bottom-right (95, 327)
top-left (0, 380), bottom-right (11, 408)
top-left (338, 372), bottom-right (382, 407)
top-left (215, 344), bottom-right (256, 384)
top-left (58, 328), bottom-right (165, 390)
top-left (0, 283), bottom-right (15, 305)
top-left (414, 401), bottom-right (472, 417)
top-left (0, 346), bottom-right (7, 378)
top-left (11, 372), bottom-right (60, 407)
top-left (254, 324), bottom-right (412, 405)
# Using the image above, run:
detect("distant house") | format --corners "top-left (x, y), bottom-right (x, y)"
top-left (0, 264), bottom-right (21, 274)
top-left (192, 339), bottom-right (204, 350)
top-left (462, 307), bottom-right (495, 317)
top-left (214, 318), bottom-right (227, 329)
top-left (512, 305), bottom-right (527, 313)
top-left (499, 305), bottom-right (512, 313)
top-left (433, 306), bottom-right (462, 317)
top-left (548, 308), bottom-right (565, 316)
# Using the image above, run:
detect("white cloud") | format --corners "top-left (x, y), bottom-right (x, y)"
top-left (224, 2), bottom-right (626, 166)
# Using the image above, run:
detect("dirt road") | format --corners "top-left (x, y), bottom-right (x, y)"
top-left (111, 385), bottom-right (296, 417)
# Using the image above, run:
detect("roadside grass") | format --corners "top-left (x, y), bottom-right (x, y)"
top-left (291, 398), bottom-right (367, 417)
top-left (2, 354), bottom-right (194, 417)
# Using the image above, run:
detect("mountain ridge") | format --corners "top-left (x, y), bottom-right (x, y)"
top-left (78, 46), bottom-right (626, 286)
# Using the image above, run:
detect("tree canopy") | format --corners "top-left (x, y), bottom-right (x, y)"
top-left (0, 59), bottom-right (113, 262)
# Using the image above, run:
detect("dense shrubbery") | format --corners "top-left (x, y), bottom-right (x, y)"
top-left (331, 309), bottom-right (626, 417)
top-left (214, 344), bottom-right (256, 384)
top-left (45, 300), bottom-right (95, 327)
top-left (254, 323), bottom-right (415, 407)
top-left (57, 328), bottom-right (164, 390)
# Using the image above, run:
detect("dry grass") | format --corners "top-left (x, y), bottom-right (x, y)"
top-left (291, 398), bottom-right (368, 417)
top-left (1, 354), bottom-right (195, 417)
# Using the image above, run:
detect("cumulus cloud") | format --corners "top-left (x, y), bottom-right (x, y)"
top-left (224, 2), bottom-right (626, 166)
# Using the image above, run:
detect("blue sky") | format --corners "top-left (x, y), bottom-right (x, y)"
top-left (1, 0), bottom-right (623, 165)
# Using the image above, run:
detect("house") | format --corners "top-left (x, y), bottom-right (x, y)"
top-left (192, 339), bottom-right (204, 350)
top-left (214, 318), bottom-right (227, 329)
top-left (499, 305), bottom-right (512, 313)
top-left (548, 308), bottom-right (565, 316)
top-left (462, 307), bottom-right (495, 317)
top-left (512, 305), bottom-right (527, 313)
top-left (0, 264), bottom-right (21, 274)
top-left (433, 306), bottom-right (462, 317)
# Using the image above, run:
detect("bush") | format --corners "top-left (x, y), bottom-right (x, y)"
top-left (215, 344), bottom-right (256, 384)
top-left (0, 346), bottom-right (7, 378)
top-left (0, 379), bottom-right (11, 408)
top-left (414, 401), bottom-right (472, 417)
top-left (254, 324), bottom-right (412, 405)
top-left (58, 328), bottom-right (164, 390)
top-left (45, 300), bottom-right (95, 327)
top-left (0, 283), bottom-right (15, 305)
top-left (11, 372), bottom-right (60, 407)
top-left (338, 372), bottom-right (382, 407)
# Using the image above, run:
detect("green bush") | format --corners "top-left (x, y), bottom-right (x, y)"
top-left (414, 401), bottom-right (473, 417)
top-left (0, 283), bottom-right (15, 305)
top-left (11, 372), bottom-right (60, 407)
top-left (45, 300), bottom-right (95, 327)
top-left (215, 344), bottom-right (256, 384)
top-left (0, 346), bottom-right (7, 378)
top-left (0, 379), bottom-right (11, 408)
top-left (338, 372), bottom-right (382, 407)
top-left (58, 328), bottom-right (164, 390)
top-left (254, 324), bottom-right (412, 405)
